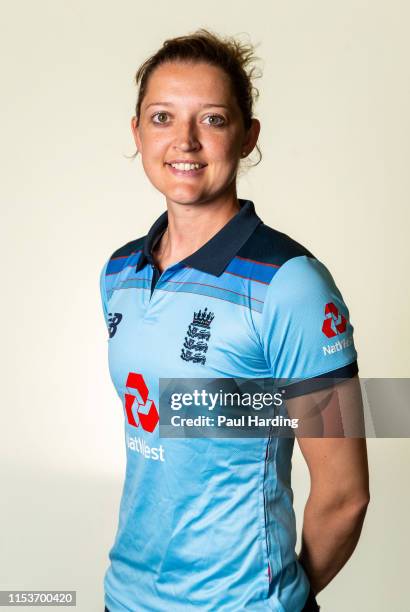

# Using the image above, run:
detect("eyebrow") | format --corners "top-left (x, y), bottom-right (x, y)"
top-left (145, 102), bottom-right (229, 110)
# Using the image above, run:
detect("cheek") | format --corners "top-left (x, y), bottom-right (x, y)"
top-left (208, 130), bottom-right (241, 160)
top-left (212, 141), bottom-right (240, 173)
top-left (140, 141), bottom-right (167, 177)
top-left (139, 124), bottom-right (167, 153)
top-left (144, 135), bottom-right (167, 158)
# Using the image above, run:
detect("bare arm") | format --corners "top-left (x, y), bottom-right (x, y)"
top-left (285, 376), bottom-right (370, 595)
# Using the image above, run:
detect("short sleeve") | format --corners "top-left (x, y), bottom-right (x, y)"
top-left (260, 255), bottom-right (358, 397)
top-left (99, 258), bottom-right (110, 329)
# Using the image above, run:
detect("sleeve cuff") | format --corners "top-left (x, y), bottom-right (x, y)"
top-left (278, 360), bottom-right (359, 399)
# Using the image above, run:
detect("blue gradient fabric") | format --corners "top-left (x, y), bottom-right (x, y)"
top-left (100, 199), bottom-right (357, 611)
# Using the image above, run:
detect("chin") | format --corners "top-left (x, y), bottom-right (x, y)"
top-left (161, 188), bottom-right (208, 206)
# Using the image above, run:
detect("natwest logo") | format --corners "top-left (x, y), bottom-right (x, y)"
top-left (322, 302), bottom-right (347, 338)
top-left (124, 372), bottom-right (159, 433)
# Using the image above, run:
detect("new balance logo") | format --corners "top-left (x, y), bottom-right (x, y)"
top-left (108, 312), bottom-right (122, 338)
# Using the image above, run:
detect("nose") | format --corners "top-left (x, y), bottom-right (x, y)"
top-left (173, 119), bottom-right (201, 152)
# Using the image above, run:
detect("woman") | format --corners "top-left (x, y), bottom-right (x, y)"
top-left (100, 29), bottom-right (369, 612)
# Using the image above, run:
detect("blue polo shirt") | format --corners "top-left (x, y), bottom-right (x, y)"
top-left (100, 199), bottom-right (358, 612)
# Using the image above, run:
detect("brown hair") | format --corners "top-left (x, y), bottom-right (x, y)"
top-left (129, 28), bottom-right (262, 167)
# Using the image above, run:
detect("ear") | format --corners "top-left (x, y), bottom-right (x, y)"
top-left (242, 118), bottom-right (261, 154)
top-left (131, 116), bottom-right (142, 152)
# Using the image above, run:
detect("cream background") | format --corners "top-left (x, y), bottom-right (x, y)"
top-left (1, 1), bottom-right (409, 611)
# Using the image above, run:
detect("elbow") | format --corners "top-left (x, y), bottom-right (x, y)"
top-left (354, 495), bottom-right (370, 514)
top-left (357, 491), bottom-right (371, 512)
top-left (342, 490), bottom-right (370, 520)
top-left (314, 488), bottom-right (370, 517)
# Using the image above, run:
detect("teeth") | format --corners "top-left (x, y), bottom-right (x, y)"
top-left (170, 162), bottom-right (203, 170)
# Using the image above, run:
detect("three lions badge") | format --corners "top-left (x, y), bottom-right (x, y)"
top-left (180, 307), bottom-right (215, 365)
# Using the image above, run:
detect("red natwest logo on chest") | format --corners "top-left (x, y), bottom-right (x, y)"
top-left (124, 373), bottom-right (159, 433)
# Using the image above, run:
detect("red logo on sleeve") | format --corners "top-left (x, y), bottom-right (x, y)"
top-left (322, 302), bottom-right (347, 338)
top-left (124, 373), bottom-right (159, 433)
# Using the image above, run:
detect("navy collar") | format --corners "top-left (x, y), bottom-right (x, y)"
top-left (135, 198), bottom-right (262, 276)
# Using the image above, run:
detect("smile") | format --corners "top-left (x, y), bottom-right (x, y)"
top-left (166, 162), bottom-right (207, 176)
top-left (167, 161), bottom-right (206, 170)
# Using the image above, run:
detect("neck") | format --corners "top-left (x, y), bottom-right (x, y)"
top-left (154, 192), bottom-right (241, 271)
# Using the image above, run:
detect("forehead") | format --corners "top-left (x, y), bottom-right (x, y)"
top-left (142, 61), bottom-right (235, 107)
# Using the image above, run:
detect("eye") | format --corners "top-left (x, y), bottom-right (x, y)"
top-left (152, 111), bottom-right (170, 124)
top-left (203, 114), bottom-right (226, 127)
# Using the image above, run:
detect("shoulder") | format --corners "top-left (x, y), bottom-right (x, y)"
top-left (109, 235), bottom-right (146, 261)
top-left (233, 222), bottom-right (337, 301)
top-left (101, 235), bottom-right (146, 276)
top-left (237, 222), bottom-right (315, 267)
top-left (236, 222), bottom-right (323, 292)
top-left (239, 222), bottom-right (342, 305)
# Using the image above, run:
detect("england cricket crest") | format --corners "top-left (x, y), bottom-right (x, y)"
top-left (180, 307), bottom-right (215, 365)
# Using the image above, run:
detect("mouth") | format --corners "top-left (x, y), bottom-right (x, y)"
top-left (165, 160), bottom-right (207, 176)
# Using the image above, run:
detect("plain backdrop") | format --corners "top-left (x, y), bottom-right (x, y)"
top-left (1, 1), bottom-right (409, 611)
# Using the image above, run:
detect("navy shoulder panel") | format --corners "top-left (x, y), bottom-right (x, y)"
top-left (105, 235), bottom-right (146, 278)
top-left (237, 223), bottom-right (315, 266)
top-left (109, 235), bottom-right (145, 261)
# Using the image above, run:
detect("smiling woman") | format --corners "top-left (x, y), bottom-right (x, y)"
top-left (100, 28), bottom-right (368, 612)
top-left (129, 46), bottom-right (261, 218)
